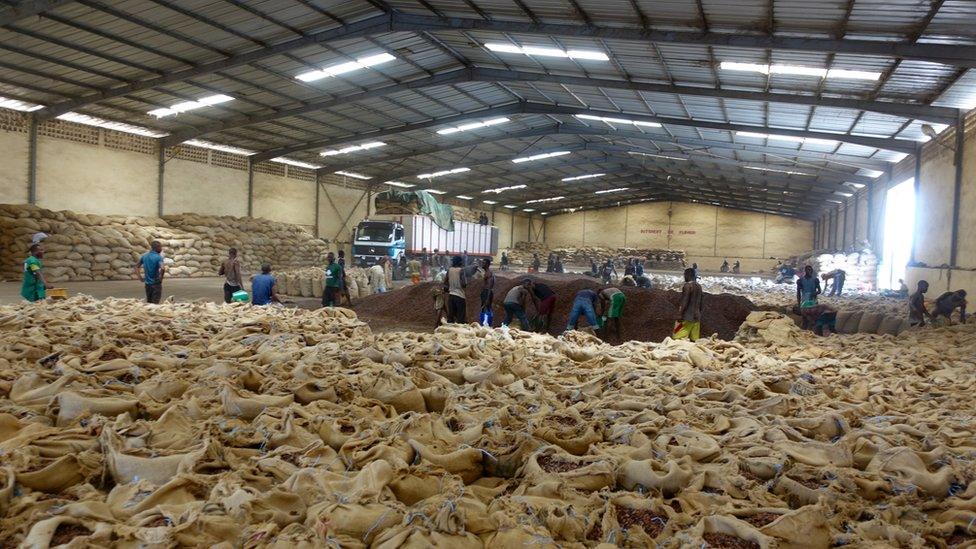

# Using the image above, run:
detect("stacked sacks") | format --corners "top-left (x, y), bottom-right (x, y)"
top-left (502, 241), bottom-right (686, 268)
top-left (0, 204), bottom-right (328, 282)
top-left (275, 266), bottom-right (372, 299)
top-left (782, 243), bottom-right (879, 291)
top-left (0, 297), bottom-right (974, 546)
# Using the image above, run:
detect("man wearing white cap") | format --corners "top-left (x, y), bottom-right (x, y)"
top-left (31, 232), bottom-right (48, 246)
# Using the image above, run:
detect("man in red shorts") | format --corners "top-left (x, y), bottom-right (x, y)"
top-left (532, 281), bottom-right (557, 333)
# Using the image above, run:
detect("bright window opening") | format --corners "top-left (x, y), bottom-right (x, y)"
top-left (878, 178), bottom-right (916, 290)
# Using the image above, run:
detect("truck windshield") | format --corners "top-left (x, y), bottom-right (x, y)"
top-left (357, 223), bottom-right (394, 242)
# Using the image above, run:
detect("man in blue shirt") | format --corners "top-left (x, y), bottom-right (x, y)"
top-left (251, 263), bottom-right (281, 306)
top-left (136, 241), bottom-right (165, 304)
top-left (796, 264), bottom-right (822, 307)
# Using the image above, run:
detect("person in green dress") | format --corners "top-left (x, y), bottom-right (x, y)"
top-left (21, 244), bottom-right (51, 302)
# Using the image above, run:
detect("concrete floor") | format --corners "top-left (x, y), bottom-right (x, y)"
top-left (0, 277), bottom-right (230, 305)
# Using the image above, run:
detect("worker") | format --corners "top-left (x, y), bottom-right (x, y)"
top-left (674, 267), bottom-right (704, 341)
top-left (31, 232), bottom-right (48, 246)
top-left (546, 253), bottom-right (555, 273)
top-left (601, 259), bottom-right (617, 284)
top-left (322, 252), bottom-right (342, 307)
top-left (896, 279), bottom-right (909, 298)
top-left (407, 256), bottom-right (421, 284)
top-left (822, 269), bottom-right (846, 297)
top-left (796, 302), bottom-right (838, 336)
top-left (635, 259), bottom-right (644, 278)
top-left (444, 256), bottom-right (467, 323)
top-left (432, 286), bottom-right (448, 328)
top-left (933, 289), bottom-right (967, 324)
top-left (624, 260), bottom-right (636, 277)
top-left (369, 259), bottom-right (387, 293)
top-left (908, 280), bottom-right (932, 327)
top-left (565, 288), bottom-right (600, 332)
top-left (720, 259), bottom-right (729, 273)
top-left (251, 263), bottom-right (281, 306)
top-left (502, 278), bottom-right (535, 330)
top-left (420, 247), bottom-right (431, 280)
top-left (775, 263), bottom-right (797, 284)
top-left (337, 250), bottom-right (352, 305)
top-left (732, 260), bottom-right (741, 274)
top-left (500, 252), bottom-right (509, 271)
top-left (479, 258), bottom-right (495, 326)
top-left (21, 243), bottom-right (51, 302)
top-left (796, 265), bottom-right (822, 307)
top-left (531, 254), bottom-right (541, 273)
top-left (137, 240), bottom-right (165, 304)
top-left (691, 262), bottom-right (699, 279)
top-left (598, 286), bottom-right (626, 342)
top-left (590, 259), bottom-right (598, 276)
top-left (462, 250), bottom-right (470, 267)
top-left (532, 281), bottom-right (557, 333)
top-left (635, 275), bottom-right (652, 288)
top-left (219, 247), bottom-right (243, 304)
top-left (555, 256), bottom-right (564, 274)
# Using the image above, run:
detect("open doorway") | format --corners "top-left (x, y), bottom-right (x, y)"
top-left (878, 178), bottom-right (916, 290)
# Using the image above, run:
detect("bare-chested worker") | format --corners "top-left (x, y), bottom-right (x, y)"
top-left (933, 289), bottom-right (967, 324)
top-left (908, 280), bottom-right (932, 327)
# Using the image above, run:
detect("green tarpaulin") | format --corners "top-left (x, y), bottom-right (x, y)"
top-left (375, 190), bottom-right (455, 231)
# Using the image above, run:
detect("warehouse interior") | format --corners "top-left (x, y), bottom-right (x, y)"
top-left (0, 0), bottom-right (975, 546)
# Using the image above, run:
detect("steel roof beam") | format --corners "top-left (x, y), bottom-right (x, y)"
top-left (0, 0), bottom-right (72, 27)
top-left (392, 12), bottom-right (976, 68)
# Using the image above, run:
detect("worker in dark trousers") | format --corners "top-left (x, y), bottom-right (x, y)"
top-left (444, 256), bottom-right (467, 323)
top-left (822, 269), bottom-right (846, 297)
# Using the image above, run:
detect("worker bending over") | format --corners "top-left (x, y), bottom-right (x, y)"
top-left (532, 281), bottom-right (557, 333)
top-left (369, 258), bottom-right (387, 294)
top-left (933, 289), bottom-right (967, 324)
top-left (908, 280), bottom-right (931, 327)
top-left (674, 268), bottom-right (704, 341)
top-left (797, 302), bottom-right (838, 336)
top-left (566, 288), bottom-right (600, 332)
top-left (598, 287), bottom-right (626, 342)
top-left (21, 244), bottom-right (51, 302)
top-left (796, 265), bottom-right (822, 307)
top-left (251, 263), bottom-right (281, 306)
top-left (775, 264), bottom-right (796, 284)
top-left (502, 278), bottom-right (536, 330)
top-left (822, 269), bottom-right (846, 296)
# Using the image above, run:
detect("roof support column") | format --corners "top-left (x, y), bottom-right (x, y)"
top-left (247, 159), bottom-right (254, 218)
top-left (27, 114), bottom-right (37, 205)
top-left (157, 143), bottom-right (165, 217)
top-left (911, 144), bottom-right (922, 264)
top-left (950, 109), bottom-right (965, 267)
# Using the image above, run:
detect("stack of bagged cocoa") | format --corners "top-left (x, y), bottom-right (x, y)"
top-left (275, 266), bottom-right (372, 299)
top-left (783, 242), bottom-right (879, 291)
top-left (0, 204), bottom-right (329, 282)
top-left (502, 241), bottom-right (685, 268)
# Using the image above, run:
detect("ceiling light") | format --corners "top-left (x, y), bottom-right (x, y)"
top-left (437, 117), bottom-right (509, 135)
top-left (484, 42), bottom-right (608, 61)
top-left (826, 68), bottom-right (882, 80)
top-left (59, 113), bottom-right (167, 138)
top-left (0, 96), bottom-right (42, 112)
top-left (183, 139), bottom-right (253, 155)
top-left (856, 168), bottom-right (884, 179)
top-left (595, 187), bottom-right (629, 194)
top-left (296, 52), bottom-right (396, 82)
top-left (320, 141), bottom-right (386, 156)
top-left (148, 94), bottom-right (233, 118)
top-left (720, 61), bottom-right (879, 81)
top-left (423, 189), bottom-right (446, 195)
top-left (833, 191), bottom-right (853, 197)
top-left (575, 114), bottom-right (661, 128)
top-left (561, 173), bottom-right (605, 182)
top-left (540, 212), bottom-right (549, 215)
top-left (386, 181), bottom-right (415, 188)
top-left (504, 204), bottom-right (517, 209)
top-left (335, 170), bottom-right (371, 180)
top-left (482, 199), bottom-right (498, 204)
top-left (525, 196), bottom-right (565, 204)
top-left (846, 182), bottom-right (866, 189)
top-left (628, 151), bottom-right (688, 161)
top-left (736, 131), bottom-right (836, 146)
top-left (483, 184), bottom-right (527, 194)
top-left (523, 208), bottom-right (536, 212)
top-left (272, 157), bottom-right (321, 169)
top-left (512, 151), bottom-right (570, 163)
top-left (455, 195), bottom-right (474, 200)
top-left (417, 167), bottom-right (470, 179)
top-left (742, 165), bottom-right (813, 176)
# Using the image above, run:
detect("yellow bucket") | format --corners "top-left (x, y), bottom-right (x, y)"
top-left (48, 288), bottom-right (68, 299)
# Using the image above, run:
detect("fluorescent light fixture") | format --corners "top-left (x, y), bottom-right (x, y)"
top-left (484, 42), bottom-right (608, 61)
top-left (720, 61), bottom-right (880, 81)
top-left (437, 117), bottom-right (509, 135)
top-left (386, 181), bottom-right (415, 188)
top-left (272, 157), bottom-right (321, 169)
top-left (827, 199), bottom-right (843, 204)
top-left (320, 141), bottom-right (386, 156)
top-left (629, 151), bottom-right (688, 161)
top-left (483, 184), bottom-right (527, 194)
top-left (525, 196), bottom-right (565, 204)
top-left (736, 131), bottom-right (836, 146)
top-left (456, 195), bottom-right (474, 200)
top-left (148, 94), bottom-right (233, 118)
top-left (0, 96), bottom-right (43, 112)
top-left (575, 114), bottom-right (661, 128)
top-left (58, 112), bottom-right (167, 138)
top-left (594, 187), bottom-right (629, 194)
top-left (183, 139), bottom-right (254, 155)
top-left (512, 150), bottom-right (570, 163)
top-left (417, 167), bottom-right (470, 179)
top-left (482, 200), bottom-right (498, 204)
top-left (834, 191), bottom-right (853, 197)
top-left (742, 165), bottom-right (813, 176)
top-left (335, 170), bottom-right (371, 180)
top-left (504, 204), bottom-right (517, 209)
top-left (561, 173), bottom-right (605, 182)
top-left (523, 208), bottom-right (536, 212)
top-left (856, 168), bottom-right (884, 179)
top-left (296, 52), bottom-right (396, 82)
top-left (423, 189), bottom-right (446, 195)
top-left (846, 182), bottom-right (866, 189)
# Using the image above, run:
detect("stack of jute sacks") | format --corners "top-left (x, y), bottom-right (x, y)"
top-left (0, 204), bottom-right (329, 282)
top-left (502, 241), bottom-right (685, 268)
top-left (275, 266), bottom-right (372, 299)
top-left (784, 243), bottom-right (879, 291)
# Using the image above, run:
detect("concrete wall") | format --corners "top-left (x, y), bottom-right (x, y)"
top-left (163, 158), bottom-right (248, 217)
top-left (0, 128), bottom-right (28, 204)
top-left (252, 172), bottom-right (316, 228)
top-left (544, 201), bottom-right (813, 272)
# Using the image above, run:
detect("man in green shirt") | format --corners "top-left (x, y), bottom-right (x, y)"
top-left (322, 252), bottom-right (342, 307)
top-left (21, 244), bottom-right (51, 302)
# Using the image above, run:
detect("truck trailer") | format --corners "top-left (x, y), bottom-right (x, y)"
top-left (352, 214), bottom-right (498, 267)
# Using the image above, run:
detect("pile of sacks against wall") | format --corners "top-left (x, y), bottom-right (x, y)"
top-left (782, 245), bottom-right (879, 292)
top-left (275, 267), bottom-right (373, 299)
top-left (0, 204), bottom-right (329, 282)
top-left (0, 298), bottom-right (975, 547)
top-left (503, 242), bottom-right (685, 268)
